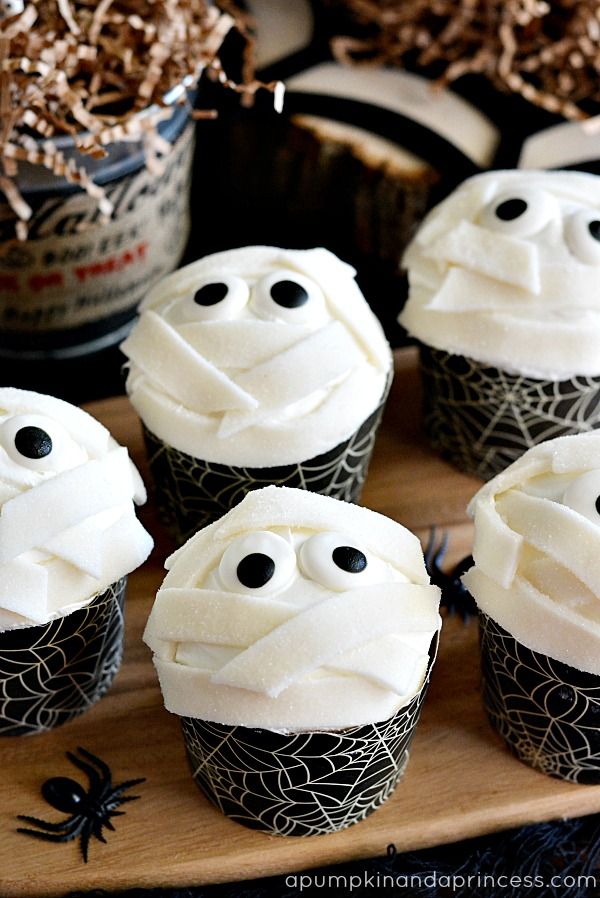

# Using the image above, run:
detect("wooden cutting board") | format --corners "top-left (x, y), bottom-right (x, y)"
top-left (2, 347), bottom-right (600, 897)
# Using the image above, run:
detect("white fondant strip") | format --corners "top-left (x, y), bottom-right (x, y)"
top-left (471, 497), bottom-right (523, 590)
top-left (327, 635), bottom-right (426, 694)
top-left (0, 448), bottom-right (133, 563)
top-left (211, 582), bottom-right (440, 697)
top-left (424, 222), bottom-right (540, 294)
top-left (177, 320), bottom-right (310, 370)
top-left (0, 558), bottom-right (49, 622)
top-left (497, 490), bottom-right (600, 594)
top-left (121, 311), bottom-right (258, 413)
top-left (518, 118), bottom-right (600, 170)
top-left (144, 587), bottom-right (294, 654)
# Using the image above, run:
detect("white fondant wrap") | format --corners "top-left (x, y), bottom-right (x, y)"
top-left (464, 432), bottom-right (600, 673)
top-left (144, 486), bottom-right (441, 731)
top-left (400, 170), bottom-right (600, 379)
top-left (122, 246), bottom-right (392, 466)
top-left (0, 388), bottom-right (153, 631)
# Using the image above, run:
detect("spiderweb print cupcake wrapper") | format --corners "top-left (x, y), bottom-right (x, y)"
top-left (142, 374), bottom-right (392, 545)
top-left (419, 346), bottom-right (600, 481)
top-left (180, 641), bottom-right (436, 837)
top-left (479, 613), bottom-right (600, 784)
top-left (0, 578), bottom-right (126, 737)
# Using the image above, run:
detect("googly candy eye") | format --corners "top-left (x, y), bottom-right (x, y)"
top-left (0, 414), bottom-right (86, 473)
top-left (251, 270), bottom-right (327, 324)
top-left (564, 210), bottom-right (600, 265)
top-left (479, 188), bottom-right (558, 238)
top-left (561, 471), bottom-right (600, 524)
top-left (299, 531), bottom-right (375, 591)
top-left (0, 0), bottom-right (24, 20)
top-left (165, 275), bottom-right (250, 324)
top-left (218, 531), bottom-right (297, 596)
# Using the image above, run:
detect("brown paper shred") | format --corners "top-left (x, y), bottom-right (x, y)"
top-left (328, 0), bottom-right (600, 121)
top-left (0, 1), bottom-right (266, 238)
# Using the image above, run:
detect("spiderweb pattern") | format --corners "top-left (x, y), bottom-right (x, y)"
top-left (420, 346), bottom-right (600, 481)
top-left (0, 578), bottom-right (126, 737)
top-left (480, 613), bottom-right (600, 784)
top-left (180, 666), bottom-right (431, 836)
top-left (143, 389), bottom-right (388, 545)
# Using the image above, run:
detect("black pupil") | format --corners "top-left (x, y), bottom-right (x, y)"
top-left (270, 280), bottom-right (309, 308)
top-left (595, 496), bottom-right (600, 516)
top-left (14, 426), bottom-right (52, 459)
top-left (495, 198), bottom-right (528, 221)
top-left (332, 546), bottom-right (367, 574)
top-left (588, 221), bottom-right (600, 242)
top-left (194, 282), bottom-right (228, 306)
top-left (237, 553), bottom-right (275, 588)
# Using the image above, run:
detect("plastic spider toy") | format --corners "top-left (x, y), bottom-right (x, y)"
top-left (17, 747), bottom-right (144, 862)
top-left (424, 528), bottom-right (476, 621)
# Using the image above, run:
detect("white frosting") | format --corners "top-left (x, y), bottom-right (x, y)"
top-left (122, 246), bottom-right (392, 466)
top-left (519, 118), bottom-right (600, 171)
top-left (400, 170), bottom-right (600, 379)
top-left (0, 388), bottom-right (153, 631)
top-left (464, 432), bottom-right (600, 673)
top-left (144, 485), bottom-right (441, 732)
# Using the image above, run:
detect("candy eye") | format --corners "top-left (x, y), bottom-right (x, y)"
top-left (251, 270), bottom-right (326, 324)
top-left (479, 189), bottom-right (557, 238)
top-left (165, 275), bottom-right (250, 324)
top-left (218, 531), bottom-right (297, 595)
top-left (299, 531), bottom-right (376, 591)
top-left (561, 471), bottom-right (600, 524)
top-left (0, 414), bottom-right (86, 473)
top-left (564, 210), bottom-right (600, 265)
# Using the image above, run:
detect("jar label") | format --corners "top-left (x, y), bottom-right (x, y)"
top-left (0, 123), bottom-right (194, 349)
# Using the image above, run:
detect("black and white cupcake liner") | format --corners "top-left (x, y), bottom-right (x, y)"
top-left (420, 345), bottom-right (600, 481)
top-left (142, 376), bottom-right (391, 546)
top-left (0, 577), bottom-right (127, 737)
top-left (479, 613), bottom-right (600, 784)
top-left (180, 637), bottom-right (437, 836)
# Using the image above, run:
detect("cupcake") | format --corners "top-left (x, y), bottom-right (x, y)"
top-left (399, 169), bottom-right (600, 480)
top-left (122, 245), bottom-right (393, 544)
top-left (464, 432), bottom-right (600, 782)
top-left (144, 485), bottom-right (441, 834)
top-left (196, 0), bottom-right (499, 345)
top-left (0, 388), bottom-right (153, 736)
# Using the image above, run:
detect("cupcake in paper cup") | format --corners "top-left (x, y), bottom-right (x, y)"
top-left (399, 169), bottom-right (600, 480)
top-left (0, 388), bottom-right (153, 736)
top-left (464, 432), bottom-right (600, 782)
top-left (122, 246), bottom-right (392, 544)
top-left (144, 485), bottom-right (441, 835)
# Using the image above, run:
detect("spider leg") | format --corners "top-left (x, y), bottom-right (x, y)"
top-left (66, 750), bottom-right (103, 793)
top-left (108, 777), bottom-right (145, 802)
top-left (17, 818), bottom-right (86, 844)
top-left (16, 813), bottom-right (77, 833)
top-left (80, 822), bottom-right (93, 863)
top-left (77, 747), bottom-right (112, 786)
top-left (92, 818), bottom-right (108, 843)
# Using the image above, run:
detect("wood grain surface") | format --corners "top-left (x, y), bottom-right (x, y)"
top-left (2, 347), bottom-right (600, 897)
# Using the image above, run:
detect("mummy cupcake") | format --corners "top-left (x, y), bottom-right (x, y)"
top-left (465, 432), bottom-right (600, 782)
top-left (0, 388), bottom-right (153, 735)
top-left (144, 485), bottom-right (441, 835)
top-left (400, 169), bottom-right (600, 480)
top-left (122, 245), bottom-right (393, 544)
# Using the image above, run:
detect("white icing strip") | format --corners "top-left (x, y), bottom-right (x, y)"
top-left (153, 657), bottom-right (429, 731)
top-left (423, 222), bottom-right (540, 295)
top-left (518, 118), bottom-right (600, 170)
top-left (465, 568), bottom-right (600, 675)
top-left (121, 310), bottom-right (258, 413)
top-left (0, 448), bottom-right (133, 563)
top-left (177, 320), bottom-right (309, 370)
top-left (497, 490), bottom-right (600, 595)
top-left (471, 495), bottom-right (523, 590)
top-left (327, 635), bottom-right (427, 695)
top-left (144, 587), bottom-right (294, 655)
top-left (211, 582), bottom-right (440, 697)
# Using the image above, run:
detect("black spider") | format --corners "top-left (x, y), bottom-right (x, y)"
top-left (16, 746), bottom-right (144, 862)
top-left (424, 528), bottom-right (476, 622)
